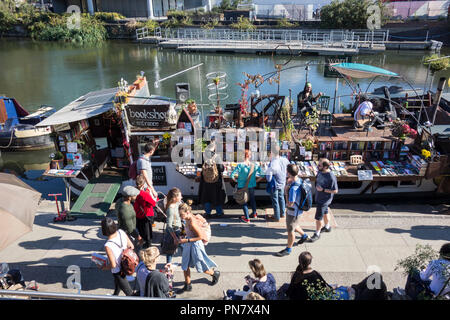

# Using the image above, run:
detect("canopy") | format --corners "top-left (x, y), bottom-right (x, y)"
top-left (0, 173), bottom-right (41, 252)
top-left (330, 63), bottom-right (399, 79)
top-left (36, 87), bottom-right (119, 127)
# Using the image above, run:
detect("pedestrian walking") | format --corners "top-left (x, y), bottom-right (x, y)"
top-left (265, 145), bottom-right (290, 222)
top-left (198, 143), bottom-right (227, 218)
top-left (308, 158), bottom-right (338, 242)
top-left (116, 185), bottom-right (141, 247)
top-left (134, 174), bottom-right (158, 249)
top-left (176, 203), bottom-right (220, 293)
top-left (164, 187), bottom-right (183, 264)
top-left (275, 164), bottom-right (311, 257)
top-left (230, 149), bottom-right (263, 223)
top-left (100, 217), bottom-right (134, 296)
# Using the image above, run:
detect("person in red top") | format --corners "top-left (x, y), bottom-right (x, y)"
top-left (135, 174), bottom-right (158, 249)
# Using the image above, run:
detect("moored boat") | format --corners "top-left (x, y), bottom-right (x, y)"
top-left (0, 97), bottom-right (54, 151)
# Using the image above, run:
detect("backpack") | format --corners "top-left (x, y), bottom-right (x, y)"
top-left (129, 156), bottom-right (147, 180)
top-left (194, 214), bottom-right (211, 246)
top-left (295, 179), bottom-right (313, 212)
top-left (202, 159), bottom-right (219, 183)
top-left (129, 160), bottom-right (138, 180)
top-left (108, 232), bottom-right (139, 276)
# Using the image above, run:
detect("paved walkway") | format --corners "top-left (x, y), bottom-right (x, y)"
top-left (0, 200), bottom-right (449, 299)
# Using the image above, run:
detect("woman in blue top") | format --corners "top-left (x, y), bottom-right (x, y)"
top-left (246, 259), bottom-right (277, 300)
top-left (230, 149), bottom-right (263, 223)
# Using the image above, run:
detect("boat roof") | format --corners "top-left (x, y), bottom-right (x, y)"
top-left (330, 63), bottom-right (399, 79)
top-left (36, 87), bottom-right (119, 127)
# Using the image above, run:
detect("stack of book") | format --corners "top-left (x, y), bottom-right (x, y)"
top-left (408, 154), bottom-right (428, 176)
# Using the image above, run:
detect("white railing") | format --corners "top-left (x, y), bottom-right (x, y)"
top-left (137, 27), bottom-right (389, 51)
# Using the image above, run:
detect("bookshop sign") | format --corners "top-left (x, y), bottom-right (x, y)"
top-left (126, 104), bottom-right (171, 129)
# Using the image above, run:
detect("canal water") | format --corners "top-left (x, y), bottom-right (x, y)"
top-left (0, 38), bottom-right (449, 197)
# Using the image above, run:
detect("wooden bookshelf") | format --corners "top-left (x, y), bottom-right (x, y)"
top-left (315, 136), bottom-right (402, 161)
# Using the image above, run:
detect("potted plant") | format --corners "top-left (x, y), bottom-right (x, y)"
top-left (50, 151), bottom-right (65, 169)
top-left (391, 119), bottom-right (417, 142)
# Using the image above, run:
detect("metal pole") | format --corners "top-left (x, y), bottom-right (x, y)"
top-left (333, 77), bottom-right (338, 114)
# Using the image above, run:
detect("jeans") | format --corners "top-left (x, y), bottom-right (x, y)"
top-left (270, 188), bottom-right (285, 220)
top-left (136, 217), bottom-right (153, 249)
top-left (112, 272), bottom-right (133, 296)
top-left (242, 187), bottom-right (256, 220)
top-left (166, 228), bottom-right (183, 264)
top-left (204, 202), bottom-right (224, 216)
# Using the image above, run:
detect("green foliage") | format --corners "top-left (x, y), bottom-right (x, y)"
top-left (201, 19), bottom-right (219, 30)
top-left (423, 54), bottom-right (450, 73)
top-left (167, 10), bottom-right (189, 20)
top-left (276, 18), bottom-right (296, 28)
top-left (135, 19), bottom-right (159, 33)
top-left (395, 244), bottom-right (439, 276)
top-left (230, 16), bottom-right (255, 30)
top-left (30, 14), bottom-right (107, 44)
top-left (94, 12), bottom-right (126, 22)
top-left (0, 0), bottom-right (18, 35)
top-left (320, 0), bottom-right (389, 29)
top-left (280, 99), bottom-right (294, 141)
top-left (303, 279), bottom-right (344, 300)
top-left (163, 10), bottom-right (193, 28)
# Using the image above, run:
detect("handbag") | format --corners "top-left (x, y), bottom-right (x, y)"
top-left (160, 205), bottom-right (179, 255)
top-left (233, 163), bottom-right (255, 205)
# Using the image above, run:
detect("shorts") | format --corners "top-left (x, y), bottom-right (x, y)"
top-left (315, 205), bottom-right (329, 221)
top-left (286, 210), bottom-right (302, 233)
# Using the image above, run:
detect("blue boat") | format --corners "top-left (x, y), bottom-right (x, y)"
top-left (0, 97), bottom-right (55, 151)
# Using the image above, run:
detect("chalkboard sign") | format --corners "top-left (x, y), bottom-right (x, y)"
top-left (126, 104), bottom-right (171, 129)
top-left (152, 165), bottom-right (167, 186)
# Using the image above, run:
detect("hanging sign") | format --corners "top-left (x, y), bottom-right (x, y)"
top-left (125, 104), bottom-right (172, 129)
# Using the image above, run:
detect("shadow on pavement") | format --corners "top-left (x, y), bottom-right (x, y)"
top-left (385, 225), bottom-right (450, 241)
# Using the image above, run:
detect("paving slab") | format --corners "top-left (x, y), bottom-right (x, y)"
top-left (349, 229), bottom-right (409, 246)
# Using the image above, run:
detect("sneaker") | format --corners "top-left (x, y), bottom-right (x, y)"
top-left (321, 226), bottom-right (332, 233)
top-left (297, 234), bottom-right (310, 245)
top-left (211, 270), bottom-right (220, 285)
top-left (308, 233), bottom-right (320, 242)
top-left (275, 249), bottom-right (291, 257)
top-left (266, 216), bottom-right (279, 222)
top-left (240, 216), bottom-right (250, 223)
top-left (249, 212), bottom-right (258, 218)
top-left (177, 283), bottom-right (192, 293)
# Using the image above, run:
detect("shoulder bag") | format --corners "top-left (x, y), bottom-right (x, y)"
top-left (233, 163), bottom-right (255, 205)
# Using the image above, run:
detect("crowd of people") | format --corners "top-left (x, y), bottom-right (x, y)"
top-left (95, 140), bottom-right (449, 300)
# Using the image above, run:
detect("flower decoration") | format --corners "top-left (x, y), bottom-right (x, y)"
top-left (391, 119), bottom-right (417, 140)
top-left (421, 149), bottom-right (431, 159)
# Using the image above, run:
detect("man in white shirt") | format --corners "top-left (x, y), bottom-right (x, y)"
top-left (353, 99), bottom-right (374, 129)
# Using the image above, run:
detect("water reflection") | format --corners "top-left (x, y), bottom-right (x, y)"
top-left (0, 39), bottom-right (449, 113)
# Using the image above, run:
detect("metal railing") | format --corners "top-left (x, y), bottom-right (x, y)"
top-left (136, 27), bottom-right (391, 51)
top-left (0, 289), bottom-right (175, 300)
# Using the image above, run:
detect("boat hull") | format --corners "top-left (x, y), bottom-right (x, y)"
top-left (0, 128), bottom-right (53, 151)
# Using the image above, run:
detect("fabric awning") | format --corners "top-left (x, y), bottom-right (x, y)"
top-left (36, 87), bottom-right (119, 127)
top-left (330, 63), bottom-right (399, 79)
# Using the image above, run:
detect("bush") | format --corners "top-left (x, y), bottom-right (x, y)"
top-left (0, 0), bottom-right (18, 35)
top-left (167, 10), bottom-right (189, 20)
top-left (276, 18), bottom-right (296, 28)
top-left (395, 244), bottom-right (439, 276)
top-left (424, 54), bottom-right (450, 73)
top-left (94, 12), bottom-right (126, 22)
top-left (161, 15), bottom-right (193, 28)
top-left (201, 19), bottom-right (219, 30)
top-left (320, 0), bottom-right (390, 29)
top-left (230, 16), bottom-right (255, 30)
top-left (30, 14), bottom-right (107, 44)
